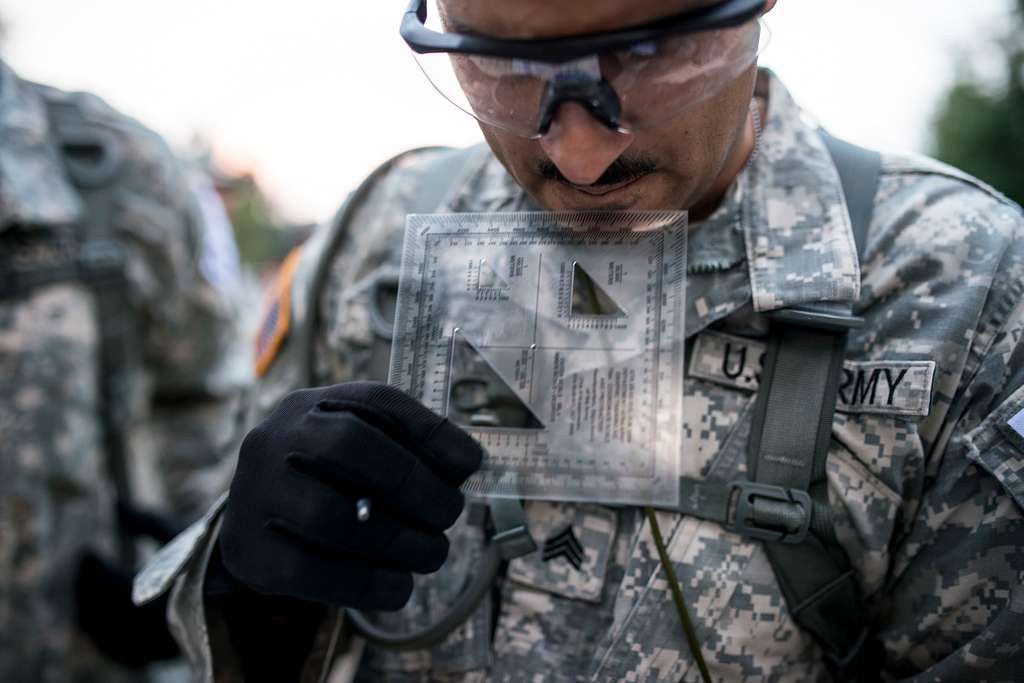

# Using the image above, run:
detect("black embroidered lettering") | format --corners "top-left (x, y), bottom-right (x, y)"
top-left (755, 351), bottom-right (766, 385)
top-left (852, 369), bottom-right (882, 405)
top-left (722, 343), bottom-right (747, 380)
top-left (883, 368), bottom-right (908, 405)
top-left (838, 368), bottom-right (854, 405)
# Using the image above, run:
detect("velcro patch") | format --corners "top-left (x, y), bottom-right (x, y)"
top-left (689, 330), bottom-right (936, 417)
top-left (506, 501), bottom-right (617, 603)
top-left (836, 361), bottom-right (936, 417)
top-left (689, 330), bottom-right (765, 392)
top-left (254, 246), bottom-right (303, 377)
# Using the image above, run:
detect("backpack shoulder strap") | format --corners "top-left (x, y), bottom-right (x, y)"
top-left (44, 95), bottom-right (140, 565)
top-left (820, 130), bottom-right (881, 260)
top-left (675, 132), bottom-right (882, 681)
top-left (747, 132), bottom-right (882, 681)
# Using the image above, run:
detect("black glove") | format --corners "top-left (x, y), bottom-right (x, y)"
top-left (219, 381), bottom-right (484, 611)
top-left (74, 551), bottom-right (180, 668)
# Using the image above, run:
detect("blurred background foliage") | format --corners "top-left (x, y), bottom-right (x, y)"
top-left (189, 138), bottom-right (313, 276)
top-left (932, 0), bottom-right (1024, 206)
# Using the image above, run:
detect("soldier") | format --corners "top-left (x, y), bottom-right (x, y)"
top-left (0, 58), bottom-right (250, 681)
top-left (137, 0), bottom-right (1024, 681)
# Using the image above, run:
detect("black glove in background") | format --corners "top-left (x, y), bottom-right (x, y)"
top-left (74, 551), bottom-right (180, 668)
top-left (218, 381), bottom-right (484, 611)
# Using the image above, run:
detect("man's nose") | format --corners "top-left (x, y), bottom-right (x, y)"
top-left (538, 102), bottom-right (634, 186)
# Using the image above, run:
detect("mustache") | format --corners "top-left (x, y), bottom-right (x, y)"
top-left (536, 154), bottom-right (658, 187)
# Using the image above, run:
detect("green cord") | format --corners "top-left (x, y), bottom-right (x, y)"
top-left (644, 506), bottom-right (713, 683)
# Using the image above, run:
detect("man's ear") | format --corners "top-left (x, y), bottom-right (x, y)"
top-left (762, 0), bottom-right (778, 13)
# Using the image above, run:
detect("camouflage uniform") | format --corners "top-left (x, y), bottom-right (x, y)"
top-left (137, 69), bottom-right (1024, 681)
top-left (0, 60), bottom-right (249, 681)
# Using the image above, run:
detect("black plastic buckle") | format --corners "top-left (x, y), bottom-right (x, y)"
top-left (728, 481), bottom-right (812, 544)
top-left (768, 307), bottom-right (864, 332)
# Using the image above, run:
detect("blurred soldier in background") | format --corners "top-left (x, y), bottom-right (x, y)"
top-left (0, 56), bottom-right (250, 681)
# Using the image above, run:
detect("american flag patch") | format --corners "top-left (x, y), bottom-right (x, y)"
top-left (1009, 408), bottom-right (1024, 439)
top-left (254, 246), bottom-right (303, 377)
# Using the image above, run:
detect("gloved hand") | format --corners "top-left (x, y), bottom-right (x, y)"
top-left (74, 551), bottom-right (180, 668)
top-left (219, 381), bottom-right (484, 611)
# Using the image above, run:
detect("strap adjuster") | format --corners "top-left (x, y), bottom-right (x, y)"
top-left (728, 481), bottom-right (812, 544)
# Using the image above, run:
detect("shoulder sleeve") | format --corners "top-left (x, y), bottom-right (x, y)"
top-left (251, 146), bottom-right (474, 414)
top-left (876, 191), bottom-right (1024, 678)
top-left (310, 146), bottom-right (483, 387)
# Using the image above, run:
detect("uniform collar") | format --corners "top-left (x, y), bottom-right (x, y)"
top-left (0, 60), bottom-right (84, 229)
top-left (742, 69), bottom-right (860, 313)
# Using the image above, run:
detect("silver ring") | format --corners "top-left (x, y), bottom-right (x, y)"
top-left (356, 498), bottom-right (372, 523)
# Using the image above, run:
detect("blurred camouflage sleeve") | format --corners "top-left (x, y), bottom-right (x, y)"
top-left (134, 147), bottom-right (455, 681)
top-left (146, 167), bottom-right (250, 520)
top-left (877, 202), bottom-right (1024, 680)
top-left (99, 113), bottom-right (252, 520)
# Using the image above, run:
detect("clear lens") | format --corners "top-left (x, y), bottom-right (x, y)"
top-left (412, 18), bottom-right (768, 138)
top-left (609, 20), bottom-right (767, 131)
top-left (413, 51), bottom-right (548, 137)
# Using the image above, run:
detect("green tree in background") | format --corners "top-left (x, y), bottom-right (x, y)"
top-left (932, 0), bottom-right (1024, 206)
top-left (224, 174), bottom-right (281, 267)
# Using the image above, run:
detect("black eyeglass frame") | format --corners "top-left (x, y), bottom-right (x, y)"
top-left (400, 0), bottom-right (767, 64)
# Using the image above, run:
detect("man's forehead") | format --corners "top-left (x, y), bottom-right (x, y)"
top-left (440, 0), bottom-right (719, 40)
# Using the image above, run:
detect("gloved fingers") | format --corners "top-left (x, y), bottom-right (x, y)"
top-left (265, 512), bottom-right (450, 574)
top-left (316, 382), bottom-right (484, 486)
top-left (287, 413), bottom-right (464, 531)
top-left (221, 529), bottom-right (414, 611)
top-left (260, 477), bottom-right (452, 572)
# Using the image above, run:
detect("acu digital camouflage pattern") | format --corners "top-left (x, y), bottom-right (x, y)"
top-left (139, 69), bottom-right (1024, 681)
top-left (0, 60), bottom-right (248, 682)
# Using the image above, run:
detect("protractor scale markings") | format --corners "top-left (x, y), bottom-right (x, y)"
top-left (389, 211), bottom-right (687, 506)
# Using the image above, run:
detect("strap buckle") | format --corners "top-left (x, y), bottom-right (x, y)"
top-left (728, 481), bottom-right (812, 545)
top-left (768, 307), bottom-right (864, 332)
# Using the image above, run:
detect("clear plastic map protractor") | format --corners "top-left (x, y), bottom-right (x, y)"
top-left (389, 211), bottom-right (687, 507)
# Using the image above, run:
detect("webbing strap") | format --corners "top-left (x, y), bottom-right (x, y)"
top-left (821, 131), bottom-right (881, 259)
top-left (751, 322), bottom-right (867, 679)
top-left (747, 133), bottom-right (881, 681)
top-left (672, 132), bottom-right (882, 680)
top-left (45, 97), bottom-right (140, 566)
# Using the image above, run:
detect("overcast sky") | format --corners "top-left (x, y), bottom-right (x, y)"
top-left (1, 1), bottom-right (1014, 222)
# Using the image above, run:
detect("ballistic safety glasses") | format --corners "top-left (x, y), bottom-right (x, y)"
top-left (400, 0), bottom-right (769, 138)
